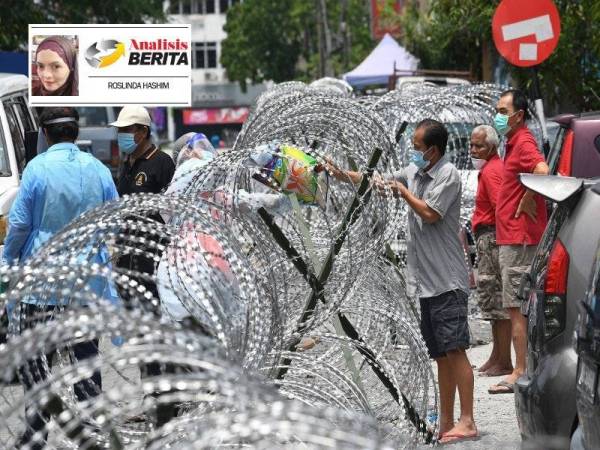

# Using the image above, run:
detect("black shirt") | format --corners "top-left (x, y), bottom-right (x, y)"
top-left (117, 146), bottom-right (175, 196)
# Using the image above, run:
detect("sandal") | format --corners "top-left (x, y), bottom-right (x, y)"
top-left (488, 380), bottom-right (514, 394)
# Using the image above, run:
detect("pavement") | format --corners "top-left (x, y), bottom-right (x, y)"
top-left (0, 315), bottom-right (524, 449)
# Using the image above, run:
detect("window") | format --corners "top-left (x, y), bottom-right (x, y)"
top-left (0, 114), bottom-right (10, 177)
top-left (219, 0), bottom-right (240, 14)
top-left (77, 107), bottom-right (109, 127)
top-left (169, 1), bottom-right (180, 14)
top-left (193, 42), bottom-right (218, 69)
top-left (204, 0), bottom-right (215, 14)
top-left (170, 0), bottom-right (222, 14)
top-left (3, 101), bottom-right (26, 174)
top-left (12, 96), bottom-right (36, 133)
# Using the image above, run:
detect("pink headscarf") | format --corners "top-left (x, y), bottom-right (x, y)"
top-left (34, 36), bottom-right (78, 96)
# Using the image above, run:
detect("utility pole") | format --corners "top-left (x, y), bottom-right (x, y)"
top-left (316, 0), bottom-right (333, 77)
top-left (340, 0), bottom-right (350, 69)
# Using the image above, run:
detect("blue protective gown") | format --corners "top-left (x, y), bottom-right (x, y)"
top-left (3, 142), bottom-right (119, 306)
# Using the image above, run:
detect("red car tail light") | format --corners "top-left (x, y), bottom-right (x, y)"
top-left (544, 238), bottom-right (569, 340)
top-left (557, 129), bottom-right (574, 177)
top-left (545, 238), bottom-right (569, 295)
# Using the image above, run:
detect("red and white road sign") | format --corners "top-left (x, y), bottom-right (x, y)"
top-left (492, 0), bottom-right (561, 67)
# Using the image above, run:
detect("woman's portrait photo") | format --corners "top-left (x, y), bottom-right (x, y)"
top-left (31, 35), bottom-right (79, 96)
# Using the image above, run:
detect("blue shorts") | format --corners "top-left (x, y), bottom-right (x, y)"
top-left (419, 289), bottom-right (470, 359)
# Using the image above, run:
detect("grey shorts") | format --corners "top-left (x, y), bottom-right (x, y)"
top-left (419, 289), bottom-right (470, 359)
top-left (475, 230), bottom-right (509, 321)
top-left (499, 244), bottom-right (537, 309)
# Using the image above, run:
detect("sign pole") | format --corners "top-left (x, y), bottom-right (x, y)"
top-left (531, 66), bottom-right (551, 157)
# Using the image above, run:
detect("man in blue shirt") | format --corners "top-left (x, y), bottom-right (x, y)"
top-left (3, 107), bottom-right (118, 449)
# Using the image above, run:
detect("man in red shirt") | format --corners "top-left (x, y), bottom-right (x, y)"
top-left (470, 125), bottom-right (513, 377)
top-left (489, 89), bottom-right (549, 394)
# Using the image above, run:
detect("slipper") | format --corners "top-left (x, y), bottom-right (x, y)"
top-left (488, 380), bottom-right (514, 394)
top-left (439, 432), bottom-right (479, 445)
top-left (478, 368), bottom-right (513, 377)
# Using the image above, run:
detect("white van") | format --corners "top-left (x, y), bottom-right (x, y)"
top-left (0, 73), bottom-right (38, 244)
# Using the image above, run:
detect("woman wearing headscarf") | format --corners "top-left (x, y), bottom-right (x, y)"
top-left (32, 35), bottom-right (78, 96)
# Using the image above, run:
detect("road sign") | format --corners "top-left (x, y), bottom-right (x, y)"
top-left (492, 0), bottom-right (561, 67)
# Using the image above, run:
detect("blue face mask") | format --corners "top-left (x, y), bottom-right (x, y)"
top-left (410, 147), bottom-right (432, 169)
top-left (494, 111), bottom-right (519, 136)
top-left (117, 133), bottom-right (137, 154)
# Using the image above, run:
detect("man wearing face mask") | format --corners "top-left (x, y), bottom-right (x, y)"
top-left (109, 106), bottom-right (175, 426)
top-left (470, 125), bottom-right (513, 378)
top-left (328, 119), bottom-right (476, 444)
top-left (488, 89), bottom-right (549, 395)
top-left (110, 106), bottom-right (175, 196)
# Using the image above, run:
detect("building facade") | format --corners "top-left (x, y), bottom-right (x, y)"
top-left (167, 0), bottom-right (269, 147)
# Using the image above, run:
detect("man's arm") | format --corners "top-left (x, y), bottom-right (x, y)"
top-left (395, 183), bottom-right (441, 224)
top-left (325, 162), bottom-right (362, 184)
top-left (515, 161), bottom-right (550, 221)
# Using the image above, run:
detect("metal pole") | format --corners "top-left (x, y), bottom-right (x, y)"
top-left (531, 67), bottom-right (550, 157)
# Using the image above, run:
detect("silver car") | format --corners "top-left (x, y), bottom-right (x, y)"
top-left (515, 175), bottom-right (600, 448)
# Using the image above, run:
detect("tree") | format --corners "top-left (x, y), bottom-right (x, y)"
top-left (221, 0), bottom-right (302, 90)
top-left (0, 0), bottom-right (165, 51)
top-left (220, 0), bottom-right (373, 88)
top-left (401, 0), bottom-right (600, 112)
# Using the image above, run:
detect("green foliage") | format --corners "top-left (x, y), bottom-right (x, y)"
top-left (221, 0), bottom-right (302, 90)
top-left (221, 0), bottom-right (373, 87)
top-left (0, 0), bottom-right (166, 51)
top-left (401, 0), bottom-right (600, 112)
top-left (511, 0), bottom-right (600, 112)
top-left (401, 0), bottom-right (497, 74)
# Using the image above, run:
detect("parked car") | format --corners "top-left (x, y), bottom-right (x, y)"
top-left (515, 174), bottom-right (600, 448)
top-left (573, 227), bottom-right (600, 450)
top-left (395, 76), bottom-right (470, 93)
top-left (546, 112), bottom-right (600, 177)
top-left (0, 73), bottom-right (38, 246)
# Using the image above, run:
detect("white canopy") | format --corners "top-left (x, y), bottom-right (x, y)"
top-left (343, 33), bottom-right (419, 88)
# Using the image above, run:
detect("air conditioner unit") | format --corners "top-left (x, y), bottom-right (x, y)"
top-left (204, 72), bottom-right (219, 82)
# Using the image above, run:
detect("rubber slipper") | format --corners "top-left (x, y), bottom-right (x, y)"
top-left (478, 368), bottom-right (513, 377)
top-left (439, 432), bottom-right (479, 444)
top-left (488, 380), bottom-right (514, 394)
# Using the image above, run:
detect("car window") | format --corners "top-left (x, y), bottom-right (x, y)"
top-left (78, 107), bottom-right (109, 127)
top-left (11, 95), bottom-right (36, 133)
top-left (0, 112), bottom-right (11, 177)
top-left (547, 126), bottom-right (566, 174)
top-left (3, 102), bottom-right (26, 174)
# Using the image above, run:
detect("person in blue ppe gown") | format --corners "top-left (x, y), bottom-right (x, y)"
top-left (3, 107), bottom-right (118, 450)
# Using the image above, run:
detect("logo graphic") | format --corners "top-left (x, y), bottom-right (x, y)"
top-left (135, 172), bottom-right (147, 186)
top-left (501, 15), bottom-right (554, 61)
top-left (85, 40), bottom-right (125, 68)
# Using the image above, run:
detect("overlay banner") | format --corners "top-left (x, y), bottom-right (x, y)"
top-left (29, 24), bottom-right (191, 106)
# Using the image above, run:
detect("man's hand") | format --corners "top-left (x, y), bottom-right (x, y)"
top-left (324, 158), bottom-right (361, 184)
top-left (324, 158), bottom-right (343, 179)
top-left (516, 191), bottom-right (537, 222)
top-left (374, 179), bottom-right (404, 197)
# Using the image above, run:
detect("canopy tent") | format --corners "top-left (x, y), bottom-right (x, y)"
top-left (343, 33), bottom-right (419, 88)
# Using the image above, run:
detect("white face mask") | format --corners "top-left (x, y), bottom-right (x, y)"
top-left (471, 157), bottom-right (487, 171)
